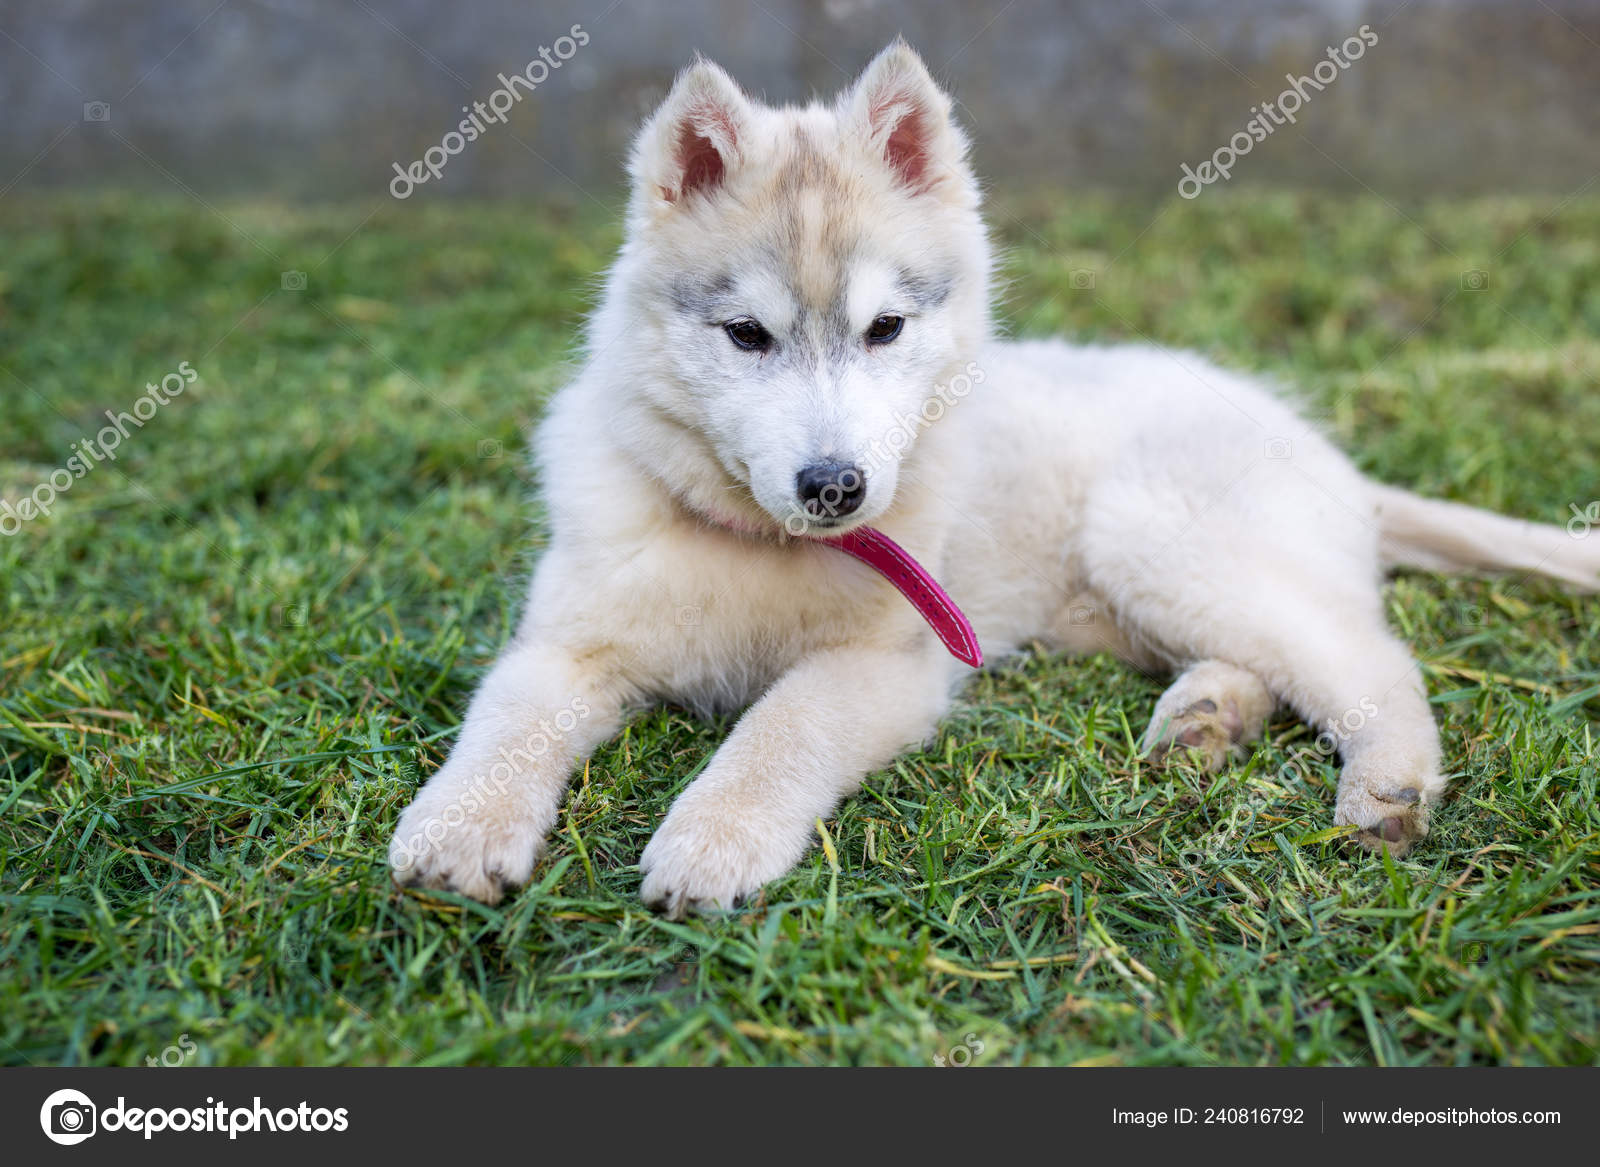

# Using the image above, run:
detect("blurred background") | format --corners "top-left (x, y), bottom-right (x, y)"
top-left (6, 0), bottom-right (1599, 203)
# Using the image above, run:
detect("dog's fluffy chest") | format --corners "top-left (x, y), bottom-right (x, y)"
top-left (529, 515), bottom-right (932, 714)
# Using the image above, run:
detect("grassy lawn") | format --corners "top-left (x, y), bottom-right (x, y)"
top-left (2, 189), bottom-right (1597, 1067)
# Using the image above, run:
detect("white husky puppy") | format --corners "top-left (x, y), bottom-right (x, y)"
top-left (389, 42), bottom-right (1598, 916)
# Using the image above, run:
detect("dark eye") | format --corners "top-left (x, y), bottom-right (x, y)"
top-left (724, 319), bottom-right (772, 352)
top-left (866, 314), bottom-right (904, 344)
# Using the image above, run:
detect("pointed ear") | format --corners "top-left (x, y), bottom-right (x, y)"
top-left (630, 59), bottom-right (752, 205)
top-left (845, 41), bottom-right (968, 195)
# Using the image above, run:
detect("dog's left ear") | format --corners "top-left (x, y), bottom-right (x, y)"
top-left (844, 40), bottom-right (969, 197)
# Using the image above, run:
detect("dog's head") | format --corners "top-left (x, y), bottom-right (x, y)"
top-left (605, 41), bottom-right (992, 535)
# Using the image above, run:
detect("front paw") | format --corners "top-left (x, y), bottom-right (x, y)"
top-left (388, 775), bottom-right (546, 904)
top-left (638, 800), bottom-right (808, 919)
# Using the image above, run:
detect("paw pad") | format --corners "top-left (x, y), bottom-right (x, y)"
top-left (1145, 697), bottom-right (1246, 772)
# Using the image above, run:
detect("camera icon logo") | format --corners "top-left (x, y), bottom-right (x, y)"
top-left (1460, 269), bottom-right (1489, 291)
top-left (280, 270), bottom-right (308, 291)
top-left (40, 1088), bottom-right (97, 1145)
top-left (1069, 269), bottom-right (1096, 291)
top-left (1069, 604), bottom-right (1096, 626)
top-left (476, 438), bottom-right (504, 460)
top-left (82, 101), bottom-right (111, 122)
top-left (1264, 437), bottom-right (1293, 460)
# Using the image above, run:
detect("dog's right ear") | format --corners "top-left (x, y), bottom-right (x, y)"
top-left (630, 59), bottom-right (752, 207)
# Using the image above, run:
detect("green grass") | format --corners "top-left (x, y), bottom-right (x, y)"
top-left (2, 189), bottom-right (1598, 1067)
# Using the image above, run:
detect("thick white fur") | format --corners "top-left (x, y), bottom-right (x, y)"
top-left (389, 43), bottom-right (1599, 915)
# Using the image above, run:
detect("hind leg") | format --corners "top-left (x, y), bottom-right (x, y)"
top-left (1135, 602), bottom-right (1442, 853)
top-left (1140, 653), bottom-right (1439, 853)
top-left (1138, 604), bottom-right (1441, 853)
top-left (1320, 650), bottom-right (1443, 854)
top-left (1082, 456), bottom-right (1444, 855)
top-left (1288, 632), bottom-right (1442, 854)
top-left (1143, 660), bottom-right (1276, 770)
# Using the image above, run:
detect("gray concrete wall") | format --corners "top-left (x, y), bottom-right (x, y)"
top-left (3, 0), bottom-right (1597, 202)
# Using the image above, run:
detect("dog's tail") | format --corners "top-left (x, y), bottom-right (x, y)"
top-left (1374, 483), bottom-right (1600, 593)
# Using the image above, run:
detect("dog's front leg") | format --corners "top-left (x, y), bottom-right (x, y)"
top-left (389, 639), bottom-right (624, 903)
top-left (639, 644), bottom-right (953, 917)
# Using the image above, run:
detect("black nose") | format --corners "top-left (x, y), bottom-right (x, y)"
top-left (796, 461), bottom-right (866, 519)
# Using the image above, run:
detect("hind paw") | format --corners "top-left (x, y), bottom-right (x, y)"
top-left (1144, 697), bottom-right (1246, 771)
top-left (1143, 661), bottom-right (1274, 773)
top-left (1334, 765), bottom-right (1434, 857)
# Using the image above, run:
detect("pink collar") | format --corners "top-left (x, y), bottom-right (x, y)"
top-left (688, 501), bottom-right (981, 668)
top-left (820, 527), bottom-right (984, 668)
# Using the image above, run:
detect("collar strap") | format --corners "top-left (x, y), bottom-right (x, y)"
top-left (818, 527), bottom-right (984, 668)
